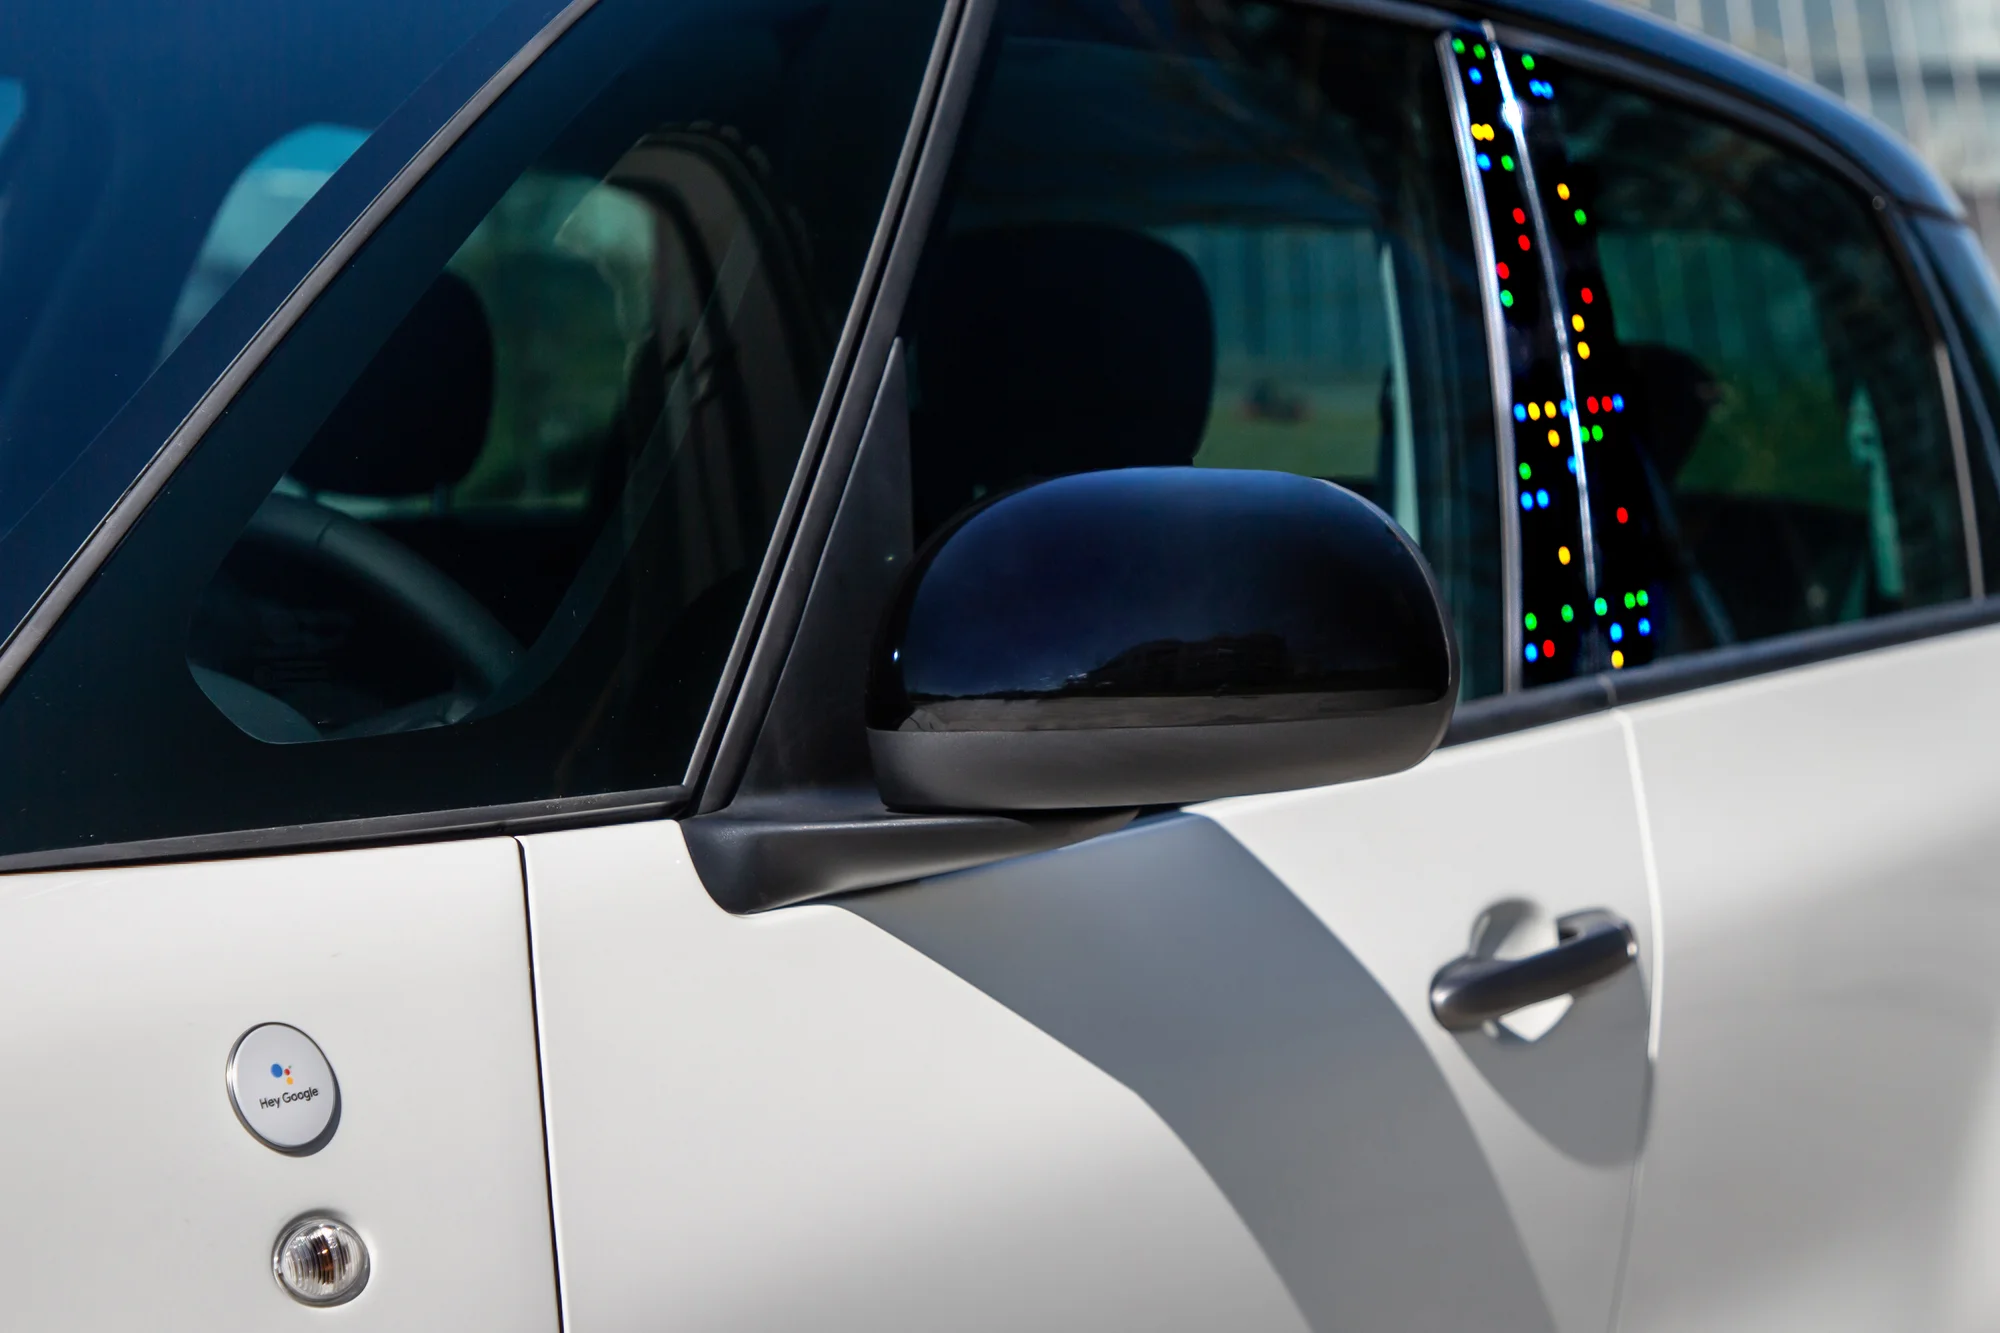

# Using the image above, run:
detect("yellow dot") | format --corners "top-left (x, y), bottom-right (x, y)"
top-left (1577, 342), bottom-right (1591, 360)
top-left (1557, 183), bottom-right (1571, 199)
top-left (1558, 546), bottom-right (1572, 565)
top-left (1527, 402), bottom-right (1541, 420)
top-left (1611, 649), bottom-right (1625, 668)
top-left (1571, 314), bottom-right (1585, 332)
top-left (1543, 401), bottom-right (1556, 417)
top-left (1547, 428), bottom-right (1560, 446)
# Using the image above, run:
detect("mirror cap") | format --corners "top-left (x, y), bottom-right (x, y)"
top-left (868, 467), bottom-right (1458, 811)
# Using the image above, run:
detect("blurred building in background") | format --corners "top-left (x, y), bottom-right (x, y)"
top-left (1627, 0), bottom-right (2000, 258)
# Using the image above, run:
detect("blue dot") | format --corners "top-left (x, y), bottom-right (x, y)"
top-left (1520, 491), bottom-right (1535, 511)
top-left (1638, 618), bottom-right (1652, 636)
top-left (1610, 623), bottom-right (1625, 642)
top-left (1560, 400), bottom-right (1572, 415)
top-left (1469, 68), bottom-right (1484, 83)
top-left (1612, 394), bottom-right (1625, 411)
top-left (270, 1064), bottom-right (284, 1078)
top-left (1513, 404), bottom-right (1528, 421)
top-left (1536, 489), bottom-right (1550, 508)
top-left (1477, 153), bottom-right (1491, 170)
top-left (1525, 644), bottom-right (1539, 662)
top-left (1567, 457), bottom-right (1578, 473)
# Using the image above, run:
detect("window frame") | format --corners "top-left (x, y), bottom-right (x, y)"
top-left (0, 0), bottom-right (971, 874)
top-left (1442, 13), bottom-right (1989, 745)
top-left (2, 0), bottom-right (1985, 872)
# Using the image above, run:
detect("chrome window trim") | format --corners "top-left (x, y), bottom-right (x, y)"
top-left (1438, 29), bottom-right (1526, 692)
top-left (0, 0), bottom-right (604, 703)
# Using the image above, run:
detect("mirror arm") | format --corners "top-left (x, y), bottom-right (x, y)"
top-left (682, 788), bottom-right (1136, 913)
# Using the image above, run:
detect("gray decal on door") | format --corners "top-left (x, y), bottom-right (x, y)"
top-left (844, 812), bottom-right (1557, 1333)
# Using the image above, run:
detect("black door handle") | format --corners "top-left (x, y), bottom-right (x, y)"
top-left (1429, 909), bottom-right (1638, 1032)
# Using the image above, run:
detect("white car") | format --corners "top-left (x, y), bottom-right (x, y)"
top-left (3, 0), bottom-right (2000, 1327)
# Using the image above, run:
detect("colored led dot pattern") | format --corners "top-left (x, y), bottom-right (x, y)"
top-left (1450, 31), bottom-right (1594, 685)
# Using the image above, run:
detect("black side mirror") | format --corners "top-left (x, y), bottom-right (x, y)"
top-left (867, 467), bottom-right (1457, 811)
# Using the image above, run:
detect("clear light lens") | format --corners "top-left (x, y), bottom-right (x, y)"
top-left (273, 1217), bottom-right (370, 1306)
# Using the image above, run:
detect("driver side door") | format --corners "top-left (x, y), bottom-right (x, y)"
top-left (527, 6), bottom-right (1659, 1331)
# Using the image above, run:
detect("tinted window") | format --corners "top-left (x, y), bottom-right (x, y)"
top-left (163, 125), bottom-right (371, 358)
top-left (0, 0), bottom-right (946, 856)
top-left (1917, 216), bottom-right (2000, 593)
top-left (0, 0), bottom-right (520, 538)
top-left (1527, 63), bottom-right (1967, 667)
top-left (907, 0), bottom-right (1502, 697)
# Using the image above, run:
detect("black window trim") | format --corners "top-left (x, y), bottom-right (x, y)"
top-left (1440, 11), bottom-right (1994, 746)
top-left (0, 0), bottom-right (973, 876)
top-left (687, 0), bottom-right (983, 809)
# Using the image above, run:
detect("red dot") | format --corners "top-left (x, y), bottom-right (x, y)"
top-left (1518, 235), bottom-right (1531, 251)
top-left (1616, 507), bottom-right (1629, 524)
top-left (1542, 640), bottom-right (1556, 656)
top-left (1512, 208), bottom-right (1527, 224)
top-left (1496, 262), bottom-right (1510, 279)
top-left (1585, 396), bottom-right (1598, 413)
top-left (1581, 287), bottom-right (1594, 304)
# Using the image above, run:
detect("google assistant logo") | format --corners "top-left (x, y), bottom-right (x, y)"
top-left (271, 1063), bottom-right (294, 1085)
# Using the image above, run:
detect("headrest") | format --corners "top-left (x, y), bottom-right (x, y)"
top-left (910, 224), bottom-right (1216, 526)
top-left (290, 270), bottom-right (494, 496)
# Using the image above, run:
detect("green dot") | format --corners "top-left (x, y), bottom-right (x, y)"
top-left (1518, 462), bottom-right (1532, 480)
top-left (1500, 289), bottom-right (1514, 307)
top-left (1561, 604), bottom-right (1575, 622)
top-left (1574, 208), bottom-right (1588, 225)
top-left (1594, 597), bottom-right (1609, 616)
top-left (1474, 43), bottom-right (1487, 58)
top-left (1637, 590), bottom-right (1650, 607)
top-left (1453, 37), bottom-right (1466, 53)
top-left (1500, 155), bottom-right (1514, 171)
top-left (1623, 593), bottom-right (1636, 609)
top-left (1525, 612), bottom-right (1538, 631)
top-left (1591, 423), bottom-right (1604, 441)
top-left (1521, 54), bottom-right (1536, 70)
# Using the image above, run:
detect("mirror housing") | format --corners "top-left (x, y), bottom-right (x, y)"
top-left (867, 467), bottom-right (1458, 811)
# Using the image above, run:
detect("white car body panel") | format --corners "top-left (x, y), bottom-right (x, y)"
top-left (1616, 625), bottom-right (2000, 1332)
top-left (522, 818), bottom-right (1308, 1332)
top-left (529, 712), bottom-right (1654, 1333)
top-left (0, 838), bottom-right (557, 1329)
top-left (1201, 710), bottom-right (1657, 1333)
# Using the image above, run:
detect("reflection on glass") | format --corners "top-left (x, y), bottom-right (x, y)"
top-left (162, 124), bottom-right (370, 358)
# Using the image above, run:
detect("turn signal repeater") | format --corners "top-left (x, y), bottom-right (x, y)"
top-left (273, 1216), bottom-right (370, 1306)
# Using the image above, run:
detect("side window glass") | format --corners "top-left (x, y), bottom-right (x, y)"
top-left (187, 130), bottom-right (818, 747)
top-left (905, 1), bottom-right (1503, 699)
top-left (163, 125), bottom-right (371, 358)
top-left (1514, 58), bottom-right (1967, 670)
top-left (0, 79), bottom-right (22, 155)
top-left (0, 0), bottom-right (948, 857)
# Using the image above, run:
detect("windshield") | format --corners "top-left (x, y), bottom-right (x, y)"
top-left (0, 0), bottom-right (517, 538)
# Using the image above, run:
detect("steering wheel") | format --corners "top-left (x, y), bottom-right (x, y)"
top-left (192, 493), bottom-right (523, 742)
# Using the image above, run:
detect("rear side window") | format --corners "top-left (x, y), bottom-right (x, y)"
top-left (907, 0), bottom-right (1503, 697)
top-left (1513, 60), bottom-right (1967, 671)
top-left (0, 0), bottom-right (947, 857)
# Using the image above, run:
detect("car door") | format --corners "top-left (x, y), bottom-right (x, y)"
top-left (524, 5), bottom-right (1657, 1330)
top-left (1465, 33), bottom-right (2000, 1331)
top-left (0, 0), bottom-right (947, 1324)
